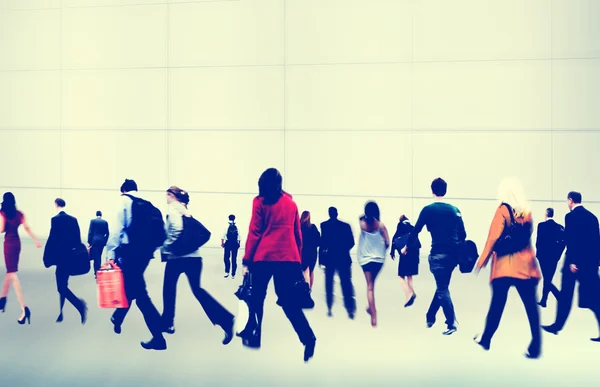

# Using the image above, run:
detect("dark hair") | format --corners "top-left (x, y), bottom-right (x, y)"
top-left (431, 178), bottom-right (447, 197)
top-left (96, 210), bottom-right (102, 217)
top-left (120, 179), bottom-right (138, 193)
top-left (229, 214), bottom-right (235, 221)
top-left (328, 207), bottom-right (338, 219)
top-left (546, 208), bottom-right (554, 218)
top-left (568, 191), bottom-right (582, 204)
top-left (258, 168), bottom-right (283, 205)
top-left (301, 211), bottom-right (311, 227)
top-left (166, 185), bottom-right (190, 205)
top-left (364, 201), bottom-right (380, 225)
top-left (1, 192), bottom-right (17, 220)
top-left (55, 198), bottom-right (66, 207)
top-left (399, 214), bottom-right (409, 223)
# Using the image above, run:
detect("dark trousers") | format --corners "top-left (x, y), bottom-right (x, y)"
top-left (111, 258), bottom-right (164, 340)
top-left (162, 258), bottom-right (234, 328)
top-left (55, 266), bottom-right (85, 314)
top-left (539, 258), bottom-right (560, 304)
top-left (90, 244), bottom-right (105, 275)
top-left (481, 278), bottom-right (541, 354)
top-left (247, 262), bottom-right (315, 345)
top-left (224, 245), bottom-right (239, 276)
top-left (325, 263), bottom-right (356, 314)
top-left (426, 254), bottom-right (456, 328)
top-left (553, 270), bottom-right (600, 332)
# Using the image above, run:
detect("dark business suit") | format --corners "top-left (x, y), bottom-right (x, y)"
top-left (535, 219), bottom-right (565, 305)
top-left (88, 217), bottom-right (109, 275)
top-left (320, 218), bottom-right (356, 315)
top-left (43, 211), bottom-right (87, 316)
top-left (549, 206), bottom-right (600, 333)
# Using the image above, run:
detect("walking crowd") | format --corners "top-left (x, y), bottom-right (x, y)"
top-left (1, 169), bottom-right (599, 363)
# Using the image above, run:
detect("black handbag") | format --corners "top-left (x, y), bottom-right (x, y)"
top-left (69, 243), bottom-right (91, 276)
top-left (276, 274), bottom-right (315, 310)
top-left (493, 203), bottom-right (533, 257)
top-left (458, 240), bottom-right (479, 273)
top-left (170, 216), bottom-right (211, 257)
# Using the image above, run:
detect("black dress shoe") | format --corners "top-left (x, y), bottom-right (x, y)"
top-left (537, 301), bottom-right (547, 308)
top-left (110, 316), bottom-right (122, 334)
top-left (348, 312), bottom-right (355, 320)
top-left (590, 337), bottom-right (600, 342)
top-left (473, 335), bottom-right (490, 351)
top-left (141, 338), bottom-right (167, 351)
top-left (56, 313), bottom-right (63, 323)
top-left (222, 321), bottom-right (234, 345)
top-left (426, 320), bottom-right (435, 328)
top-left (304, 339), bottom-right (316, 362)
top-left (542, 325), bottom-right (559, 335)
top-left (327, 310), bottom-right (333, 317)
top-left (525, 350), bottom-right (540, 359)
top-left (79, 300), bottom-right (88, 325)
top-left (404, 294), bottom-right (417, 308)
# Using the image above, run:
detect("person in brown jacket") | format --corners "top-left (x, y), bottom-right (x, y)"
top-left (474, 177), bottom-right (542, 359)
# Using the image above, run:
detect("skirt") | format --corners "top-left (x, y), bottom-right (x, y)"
top-left (4, 237), bottom-right (21, 273)
top-left (398, 252), bottom-right (419, 277)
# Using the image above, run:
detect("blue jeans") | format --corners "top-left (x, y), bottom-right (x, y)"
top-left (426, 253), bottom-right (457, 328)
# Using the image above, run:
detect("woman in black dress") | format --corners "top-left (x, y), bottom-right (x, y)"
top-left (300, 211), bottom-right (320, 289)
top-left (390, 215), bottom-right (420, 307)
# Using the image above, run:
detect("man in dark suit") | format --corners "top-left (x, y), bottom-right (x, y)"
top-left (43, 198), bottom-right (88, 324)
top-left (535, 208), bottom-right (565, 308)
top-left (88, 210), bottom-right (109, 277)
top-left (542, 192), bottom-right (600, 341)
top-left (320, 207), bottom-right (356, 319)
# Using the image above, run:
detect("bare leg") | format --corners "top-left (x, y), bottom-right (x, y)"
top-left (1, 274), bottom-right (11, 298)
top-left (398, 276), bottom-right (412, 301)
top-left (363, 271), bottom-right (376, 327)
top-left (10, 274), bottom-right (26, 319)
top-left (309, 270), bottom-right (315, 289)
top-left (303, 268), bottom-right (310, 285)
top-left (407, 276), bottom-right (415, 294)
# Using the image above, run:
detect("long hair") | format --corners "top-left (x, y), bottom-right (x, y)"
top-left (364, 201), bottom-right (380, 225)
top-left (300, 211), bottom-right (311, 227)
top-left (399, 214), bottom-right (408, 223)
top-left (1, 192), bottom-right (17, 220)
top-left (258, 168), bottom-right (283, 205)
top-left (497, 177), bottom-right (531, 218)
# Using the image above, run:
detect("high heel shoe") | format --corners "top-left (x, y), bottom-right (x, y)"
top-left (0, 297), bottom-right (6, 312)
top-left (17, 306), bottom-right (31, 325)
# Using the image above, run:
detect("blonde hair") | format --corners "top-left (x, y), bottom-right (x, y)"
top-left (497, 177), bottom-right (531, 217)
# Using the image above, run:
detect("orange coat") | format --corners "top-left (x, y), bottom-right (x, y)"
top-left (476, 204), bottom-right (541, 282)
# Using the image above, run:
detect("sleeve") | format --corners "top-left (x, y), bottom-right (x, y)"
top-left (380, 223), bottom-right (391, 250)
top-left (106, 200), bottom-right (127, 260)
top-left (243, 198), bottom-right (263, 264)
top-left (535, 223), bottom-right (542, 253)
top-left (87, 221), bottom-right (94, 245)
top-left (407, 208), bottom-right (427, 249)
top-left (563, 214), bottom-right (573, 266)
top-left (313, 225), bottom-right (321, 247)
top-left (104, 222), bottom-right (110, 245)
top-left (476, 206), bottom-right (506, 270)
top-left (163, 208), bottom-right (183, 251)
top-left (456, 209), bottom-right (467, 241)
top-left (74, 218), bottom-right (82, 244)
top-left (293, 207), bottom-right (303, 257)
top-left (347, 223), bottom-right (355, 250)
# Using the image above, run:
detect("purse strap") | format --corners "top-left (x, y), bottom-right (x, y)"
top-left (501, 203), bottom-right (516, 227)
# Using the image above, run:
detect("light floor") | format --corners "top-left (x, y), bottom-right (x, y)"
top-left (0, 242), bottom-right (597, 386)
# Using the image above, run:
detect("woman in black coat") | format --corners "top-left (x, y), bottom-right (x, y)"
top-left (390, 215), bottom-right (420, 307)
top-left (300, 211), bottom-right (320, 289)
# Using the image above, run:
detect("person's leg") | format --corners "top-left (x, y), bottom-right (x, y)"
top-left (515, 279), bottom-right (542, 357)
top-left (539, 262), bottom-right (551, 306)
top-left (55, 267), bottom-right (86, 321)
top-left (11, 273), bottom-right (26, 316)
top-left (338, 264), bottom-right (356, 317)
top-left (407, 276), bottom-right (415, 294)
top-left (130, 262), bottom-right (165, 346)
top-left (92, 245), bottom-right (102, 276)
top-left (161, 260), bottom-right (183, 330)
top-left (231, 247), bottom-right (238, 278)
top-left (550, 271), bottom-right (576, 332)
top-left (185, 259), bottom-right (234, 329)
top-left (309, 267), bottom-right (315, 289)
top-left (363, 268), bottom-right (377, 327)
top-left (223, 247), bottom-right (231, 277)
top-left (398, 275), bottom-right (411, 301)
top-left (325, 265), bottom-right (335, 314)
top-left (479, 278), bottom-right (512, 347)
top-left (1, 272), bottom-right (11, 298)
top-left (246, 263), bottom-right (272, 347)
top-left (548, 260), bottom-right (560, 301)
top-left (303, 267), bottom-right (310, 285)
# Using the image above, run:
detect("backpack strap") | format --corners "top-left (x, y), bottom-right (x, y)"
top-left (501, 203), bottom-right (516, 226)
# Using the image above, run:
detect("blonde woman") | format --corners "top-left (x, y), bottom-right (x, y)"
top-left (474, 177), bottom-right (542, 359)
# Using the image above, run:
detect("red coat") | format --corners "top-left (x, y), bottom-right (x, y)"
top-left (243, 193), bottom-right (302, 264)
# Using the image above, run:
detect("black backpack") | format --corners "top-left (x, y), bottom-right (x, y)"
top-left (122, 194), bottom-right (167, 257)
top-left (170, 215), bottom-right (211, 257)
top-left (226, 223), bottom-right (239, 245)
top-left (493, 203), bottom-right (533, 257)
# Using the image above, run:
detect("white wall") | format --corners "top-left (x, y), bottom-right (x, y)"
top-left (0, 0), bottom-right (599, 252)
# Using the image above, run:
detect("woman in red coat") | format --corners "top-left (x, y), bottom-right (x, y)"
top-left (241, 168), bottom-right (316, 362)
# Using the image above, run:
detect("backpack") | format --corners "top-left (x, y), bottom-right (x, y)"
top-left (122, 194), bottom-right (167, 256)
top-left (226, 223), bottom-right (239, 245)
top-left (493, 203), bottom-right (533, 257)
top-left (169, 216), bottom-right (211, 257)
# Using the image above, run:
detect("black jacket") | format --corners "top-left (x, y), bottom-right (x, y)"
top-left (319, 218), bottom-right (355, 266)
top-left (535, 219), bottom-right (565, 261)
top-left (43, 211), bottom-right (82, 268)
top-left (563, 206), bottom-right (600, 272)
top-left (88, 217), bottom-right (109, 246)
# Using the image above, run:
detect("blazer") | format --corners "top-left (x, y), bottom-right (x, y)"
top-left (319, 218), bottom-right (355, 266)
top-left (243, 193), bottom-right (302, 265)
top-left (43, 211), bottom-right (82, 268)
top-left (563, 206), bottom-right (600, 272)
top-left (535, 219), bottom-right (565, 261)
top-left (476, 204), bottom-right (541, 282)
top-left (88, 217), bottom-right (109, 246)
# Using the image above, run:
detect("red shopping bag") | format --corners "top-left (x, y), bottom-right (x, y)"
top-left (97, 261), bottom-right (129, 308)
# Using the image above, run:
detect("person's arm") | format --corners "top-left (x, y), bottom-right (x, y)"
top-left (0, 214), bottom-right (4, 234)
top-left (347, 224), bottom-right (355, 251)
top-left (380, 222), bottom-right (390, 250)
top-left (87, 220), bottom-right (94, 246)
top-left (294, 208), bottom-right (303, 258)
top-left (404, 208), bottom-right (427, 253)
top-left (21, 214), bottom-right (41, 248)
top-left (74, 218), bottom-right (82, 244)
top-left (535, 223), bottom-right (542, 254)
top-left (314, 225), bottom-right (321, 247)
top-left (456, 209), bottom-right (467, 241)
top-left (106, 199), bottom-right (128, 261)
top-left (243, 198), bottom-right (263, 266)
top-left (103, 222), bottom-right (110, 245)
top-left (163, 208), bottom-right (183, 252)
top-left (475, 206), bottom-right (506, 270)
top-left (563, 214), bottom-right (573, 268)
